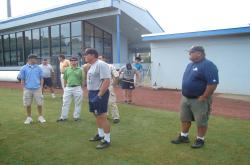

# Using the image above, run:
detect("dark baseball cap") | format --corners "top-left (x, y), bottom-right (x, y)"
top-left (188, 46), bottom-right (205, 54)
top-left (28, 54), bottom-right (38, 59)
top-left (84, 48), bottom-right (98, 57)
top-left (69, 56), bottom-right (78, 61)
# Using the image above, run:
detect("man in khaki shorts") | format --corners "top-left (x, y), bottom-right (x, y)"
top-left (19, 54), bottom-right (46, 124)
top-left (58, 54), bottom-right (70, 90)
top-left (171, 46), bottom-right (219, 148)
top-left (98, 55), bottom-right (120, 124)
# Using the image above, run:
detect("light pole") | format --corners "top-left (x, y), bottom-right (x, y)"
top-left (7, 0), bottom-right (12, 18)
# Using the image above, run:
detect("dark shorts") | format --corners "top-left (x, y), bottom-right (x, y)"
top-left (88, 90), bottom-right (110, 115)
top-left (43, 78), bottom-right (53, 87)
top-left (121, 79), bottom-right (135, 90)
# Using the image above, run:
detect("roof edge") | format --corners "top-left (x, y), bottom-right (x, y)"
top-left (142, 26), bottom-right (250, 41)
top-left (0, 0), bottom-right (102, 25)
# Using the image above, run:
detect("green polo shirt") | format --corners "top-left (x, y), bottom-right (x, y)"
top-left (64, 66), bottom-right (83, 87)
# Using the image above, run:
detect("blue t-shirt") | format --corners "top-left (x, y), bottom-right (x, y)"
top-left (134, 63), bottom-right (143, 71)
top-left (20, 64), bottom-right (43, 90)
top-left (182, 58), bottom-right (219, 98)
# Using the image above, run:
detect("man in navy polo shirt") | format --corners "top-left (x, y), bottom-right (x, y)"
top-left (171, 46), bottom-right (219, 148)
top-left (20, 54), bottom-right (46, 124)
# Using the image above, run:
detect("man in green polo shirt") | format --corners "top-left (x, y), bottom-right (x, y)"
top-left (57, 56), bottom-right (83, 122)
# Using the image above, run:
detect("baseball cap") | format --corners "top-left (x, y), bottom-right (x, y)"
top-left (69, 56), bottom-right (78, 61)
top-left (84, 48), bottom-right (98, 57)
top-left (188, 46), bottom-right (205, 54)
top-left (28, 54), bottom-right (38, 59)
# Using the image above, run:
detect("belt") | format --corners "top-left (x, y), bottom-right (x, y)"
top-left (184, 95), bottom-right (198, 99)
top-left (68, 85), bottom-right (80, 87)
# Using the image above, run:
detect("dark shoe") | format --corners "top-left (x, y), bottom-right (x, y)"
top-left (89, 134), bottom-right (104, 142)
top-left (191, 139), bottom-right (205, 149)
top-left (128, 100), bottom-right (132, 104)
top-left (56, 118), bottom-right (67, 122)
top-left (96, 140), bottom-right (110, 149)
top-left (113, 119), bottom-right (120, 124)
top-left (171, 135), bottom-right (190, 144)
top-left (73, 118), bottom-right (81, 121)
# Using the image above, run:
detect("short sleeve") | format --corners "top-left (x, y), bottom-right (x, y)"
top-left (49, 64), bottom-right (54, 72)
top-left (63, 68), bottom-right (68, 80)
top-left (99, 62), bottom-right (111, 80)
top-left (38, 67), bottom-right (43, 79)
top-left (19, 67), bottom-right (25, 80)
top-left (204, 62), bottom-right (219, 84)
top-left (120, 66), bottom-right (125, 72)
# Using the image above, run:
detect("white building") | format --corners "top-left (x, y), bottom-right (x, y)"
top-left (0, 0), bottom-right (163, 84)
top-left (142, 26), bottom-right (250, 95)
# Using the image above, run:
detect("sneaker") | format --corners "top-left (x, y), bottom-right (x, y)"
top-left (96, 139), bottom-right (110, 149)
top-left (56, 118), bottom-right (67, 122)
top-left (73, 118), bottom-right (81, 121)
top-left (24, 117), bottom-right (33, 124)
top-left (191, 138), bottom-right (205, 149)
top-left (51, 93), bottom-right (56, 99)
top-left (38, 116), bottom-right (46, 123)
top-left (89, 134), bottom-right (104, 142)
top-left (113, 119), bottom-right (120, 124)
top-left (41, 95), bottom-right (44, 99)
top-left (171, 135), bottom-right (190, 144)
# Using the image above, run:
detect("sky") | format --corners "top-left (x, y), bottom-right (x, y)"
top-left (0, 0), bottom-right (249, 33)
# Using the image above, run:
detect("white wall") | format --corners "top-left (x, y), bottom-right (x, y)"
top-left (150, 35), bottom-right (250, 95)
top-left (0, 71), bottom-right (19, 82)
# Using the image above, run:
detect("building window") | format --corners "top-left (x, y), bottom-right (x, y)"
top-left (0, 36), bottom-right (4, 66)
top-left (71, 21), bottom-right (82, 56)
top-left (10, 33), bottom-right (17, 66)
top-left (60, 23), bottom-right (71, 55)
top-left (3, 35), bottom-right (10, 66)
top-left (24, 30), bottom-right (32, 60)
top-left (40, 27), bottom-right (49, 58)
top-left (32, 28), bottom-right (41, 56)
top-left (94, 27), bottom-right (104, 55)
top-left (51, 25), bottom-right (60, 56)
top-left (103, 32), bottom-right (112, 63)
top-left (84, 22), bottom-right (94, 49)
top-left (16, 32), bottom-right (25, 66)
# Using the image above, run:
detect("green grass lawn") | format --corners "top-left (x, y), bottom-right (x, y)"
top-left (0, 88), bottom-right (249, 165)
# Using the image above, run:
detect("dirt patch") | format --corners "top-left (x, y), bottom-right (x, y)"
top-left (1, 81), bottom-right (250, 120)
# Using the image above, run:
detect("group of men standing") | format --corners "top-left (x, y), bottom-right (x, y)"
top-left (19, 45), bottom-right (219, 149)
top-left (19, 48), bottom-right (120, 149)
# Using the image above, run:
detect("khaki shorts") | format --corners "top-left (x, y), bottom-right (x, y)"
top-left (180, 96), bottom-right (212, 127)
top-left (23, 88), bottom-right (43, 106)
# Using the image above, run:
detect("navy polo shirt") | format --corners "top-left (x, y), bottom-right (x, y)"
top-left (182, 58), bottom-right (219, 98)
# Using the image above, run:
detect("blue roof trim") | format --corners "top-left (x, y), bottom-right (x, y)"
top-left (142, 26), bottom-right (250, 41)
top-left (0, 0), bottom-right (101, 24)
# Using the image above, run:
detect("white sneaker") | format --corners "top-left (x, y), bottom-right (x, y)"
top-left (24, 117), bottom-right (33, 124)
top-left (51, 93), bottom-right (56, 99)
top-left (41, 95), bottom-right (44, 99)
top-left (38, 116), bottom-right (46, 123)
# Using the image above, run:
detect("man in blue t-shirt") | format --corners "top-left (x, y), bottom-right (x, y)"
top-left (20, 54), bottom-right (46, 124)
top-left (171, 46), bottom-right (219, 149)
